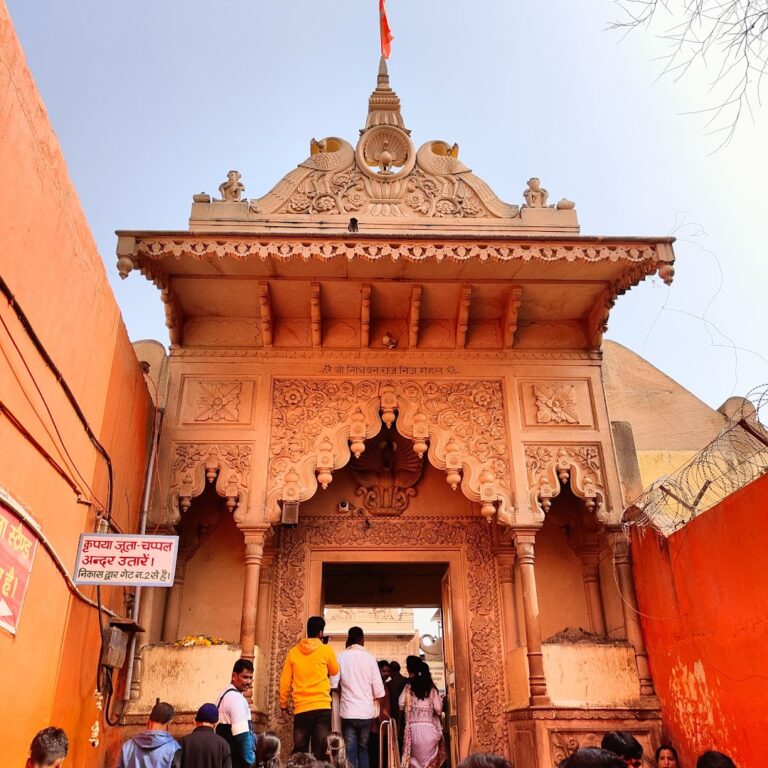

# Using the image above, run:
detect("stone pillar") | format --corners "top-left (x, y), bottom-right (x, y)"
top-left (497, 553), bottom-right (519, 653)
top-left (255, 551), bottom-right (275, 656)
top-left (579, 549), bottom-right (607, 636)
top-left (162, 555), bottom-right (188, 643)
top-left (512, 528), bottom-right (550, 706)
top-left (608, 529), bottom-right (655, 696)
top-left (239, 525), bottom-right (270, 660)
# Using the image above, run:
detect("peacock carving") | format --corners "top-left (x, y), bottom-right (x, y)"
top-left (350, 428), bottom-right (423, 516)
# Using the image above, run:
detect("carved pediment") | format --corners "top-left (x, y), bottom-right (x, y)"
top-left (253, 134), bottom-right (520, 220)
top-left (191, 59), bottom-right (580, 229)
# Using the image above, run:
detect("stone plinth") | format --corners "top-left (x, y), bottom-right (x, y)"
top-left (128, 643), bottom-right (242, 715)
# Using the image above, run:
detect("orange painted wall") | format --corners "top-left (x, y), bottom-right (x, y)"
top-left (0, 3), bottom-right (153, 765)
top-left (632, 474), bottom-right (768, 768)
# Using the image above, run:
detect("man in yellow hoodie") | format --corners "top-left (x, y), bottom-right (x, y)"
top-left (279, 615), bottom-right (340, 759)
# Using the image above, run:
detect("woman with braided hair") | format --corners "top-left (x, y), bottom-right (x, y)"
top-left (399, 659), bottom-right (445, 768)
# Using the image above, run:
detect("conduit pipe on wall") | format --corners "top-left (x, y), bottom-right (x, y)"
top-left (121, 407), bottom-right (164, 712)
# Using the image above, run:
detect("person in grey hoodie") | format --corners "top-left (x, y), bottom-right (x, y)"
top-left (117, 701), bottom-right (180, 768)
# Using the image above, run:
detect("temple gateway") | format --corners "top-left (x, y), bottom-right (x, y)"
top-left (117, 60), bottom-right (675, 768)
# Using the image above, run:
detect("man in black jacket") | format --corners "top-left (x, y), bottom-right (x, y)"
top-left (175, 704), bottom-right (232, 768)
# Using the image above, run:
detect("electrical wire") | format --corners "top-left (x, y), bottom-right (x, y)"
top-left (0, 275), bottom-right (114, 519)
top-left (0, 276), bottom-right (119, 705)
top-left (0, 489), bottom-right (118, 618)
top-left (0, 400), bottom-right (84, 499)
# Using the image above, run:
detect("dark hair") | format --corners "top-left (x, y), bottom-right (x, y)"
top-left (405, 655), bottom-right (421, 674)
top-left (601, 732), bottom-right (643, 760)
top-left (287, 754), bottom-right (317, 768)
top-left (324, 732), bottom-right (348, 768)
top-left (697, 752), bottom-right (736, 768)
top-left (256, 731), bottom-right (281, 768)
top-left (458, 753), bottom-right (513, 768)
top-left (410, 660), bottom-right (437, 700)
top-left (389, 660), bottom-right (401, 674)
top-left (233, 658), bottom-right (255, 675)
top-left (656, 745), bottom-right (679, 764)
top-left (307, 615), bottom-right (326, 638)
top-left (29, 727), bottom-right (69, 764)
top-left (149, 701), bottom-right (175, 725)
top-left (559, 748), bottom-right (627, 768)
top-left (346, 626), bottom-right (364, 647)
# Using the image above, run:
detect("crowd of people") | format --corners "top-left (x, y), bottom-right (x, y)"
top-left (24, 616), bottom-right (740, 768)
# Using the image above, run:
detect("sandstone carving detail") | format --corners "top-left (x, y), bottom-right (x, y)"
top-left (350, 430), bottom-right (423, 516)
top-left (267, 379), bottom-right (514, 524)
top-left (246, 111), bottom-right (521, 219)
top-left (524, 444), bottom-right (606, 521)
top-left (533, 383), bottom-right (579, 425)
top-left (550, 730), bottom-right (655, 766)
top-left (551, 732), bottom-right (603, 763)
top-left (134, 238), bottom-right (665, 267)
top-left (217, 170), bottom-right (245, 202)
top-left (168, 443), bottom-right (252, 524)
top-left (194, 381), bottom-right (242, 422)
top-left (268, 516), bottom-right (506, 755)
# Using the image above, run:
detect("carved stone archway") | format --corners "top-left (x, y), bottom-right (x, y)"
top-left (266, 379), bottom-right (515, 524)
top-left (167, 442), bottom-right (252, 526)
top-left (524, 444), bottom-right (607, 522)
top-left (267, 515), bottom-right (507, 757)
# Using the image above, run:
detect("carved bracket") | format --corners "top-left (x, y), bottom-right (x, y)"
top-left (168, 443), bottom-right (252, 525)
top-left (267, 379), bottom-right (515, 524)
top-left (524, 445), bottom-right (606, 522)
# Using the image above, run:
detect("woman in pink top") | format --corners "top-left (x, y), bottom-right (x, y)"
top-left (399, 659), bottom-right (445, 768)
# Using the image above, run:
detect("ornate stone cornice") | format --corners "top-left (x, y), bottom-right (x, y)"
top-left (167, 347), bottom-right (602, 361)
top-left (125, 237), bottom-right (668, 272)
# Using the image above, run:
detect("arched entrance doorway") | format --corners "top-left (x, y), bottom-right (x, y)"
top-left (265, 515), bottom-right (508, 759)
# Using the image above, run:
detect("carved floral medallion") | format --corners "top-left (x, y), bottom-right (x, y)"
top-left (195, 381), bottom-right (242, 422)
top-left (533, 384), bottom-right (578, 424)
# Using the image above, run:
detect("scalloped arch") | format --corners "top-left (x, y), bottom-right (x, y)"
top-left (524, 445), bottom-right (607, 523)
top-left (266, 379), bottom-right (515, 525)
top-left (167, 443), bottom-right (252, 526)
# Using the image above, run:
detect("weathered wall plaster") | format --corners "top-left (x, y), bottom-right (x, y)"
top-left (632, 475), bottom-right (768, 767)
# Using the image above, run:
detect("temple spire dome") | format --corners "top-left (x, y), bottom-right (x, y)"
top-left (364, 56), bottom-right (408, 132)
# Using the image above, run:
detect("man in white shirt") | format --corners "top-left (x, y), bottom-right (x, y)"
top-left (331, 626), bottom-right (386, 768)
top-left (215, 658), bottom-right (256, 768)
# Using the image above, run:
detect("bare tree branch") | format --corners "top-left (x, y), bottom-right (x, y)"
top-left (610, 0), bottom-right (768, 145)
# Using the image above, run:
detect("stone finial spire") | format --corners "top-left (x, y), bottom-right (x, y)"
top-left (364, 56), bottom-right (408, 132)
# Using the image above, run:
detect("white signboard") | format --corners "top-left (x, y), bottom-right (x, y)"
top-left (74, 534), bottom-right (179, 587)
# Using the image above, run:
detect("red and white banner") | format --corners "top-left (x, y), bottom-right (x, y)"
top-left (0, 502), bottom-right (39, 636)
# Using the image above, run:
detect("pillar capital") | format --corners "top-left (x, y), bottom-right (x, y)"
top-left (511, 525), bottom-right (541, 564)
top-left (606, 527), bottom-right (632, 565)
top-left (496, 552), bottom-right (516, 584)
top-left (241, 526), bottom-right (270, 567)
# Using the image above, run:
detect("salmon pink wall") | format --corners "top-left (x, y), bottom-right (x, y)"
top-left (632, 475), bottom-right (768, 768)
top-left (0, 3), bottom-right (153, 765)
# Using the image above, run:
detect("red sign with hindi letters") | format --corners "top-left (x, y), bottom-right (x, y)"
top-left (0, 504), bottom-right (39, 636)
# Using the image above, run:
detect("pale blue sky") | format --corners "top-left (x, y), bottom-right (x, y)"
top-left (6, 0), bottom-right (766, 410)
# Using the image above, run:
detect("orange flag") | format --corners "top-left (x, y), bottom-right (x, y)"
top-left (379, 0), bottom-right (394, 59)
